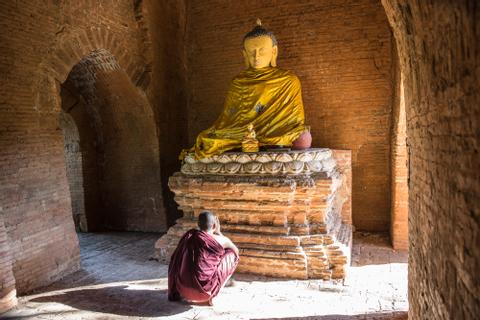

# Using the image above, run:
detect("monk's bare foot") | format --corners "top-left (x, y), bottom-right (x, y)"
top-left (189, 299), bottom-right (213, 306)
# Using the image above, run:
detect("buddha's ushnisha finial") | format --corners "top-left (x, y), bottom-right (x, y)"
top-left (243, 19), bottom-right (277, 46)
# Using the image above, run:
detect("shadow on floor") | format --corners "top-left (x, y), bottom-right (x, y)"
top-left (251, 311), bottom-right (408, 320)
top-left (30, 286), bottom-right (190, 317)
top-left (2, 310), bottom-right (86, 320)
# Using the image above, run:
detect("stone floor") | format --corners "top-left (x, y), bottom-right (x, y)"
top-left (2, 231), bottom-right (408, 320)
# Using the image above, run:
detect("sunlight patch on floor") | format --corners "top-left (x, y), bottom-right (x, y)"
top-left (3, 232), bottom-right (408, 320)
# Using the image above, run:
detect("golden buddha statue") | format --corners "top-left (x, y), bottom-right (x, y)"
top-left (183, 19), bottom-right (310, 160)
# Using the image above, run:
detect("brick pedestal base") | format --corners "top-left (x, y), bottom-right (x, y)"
top-left (155, 149), bottom-right (352, 280)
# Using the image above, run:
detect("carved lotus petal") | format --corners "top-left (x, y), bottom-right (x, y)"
top-left (181, 163), bottom-right (192, 173)
top-left (184, 154), bottom-right (196, 164)
top-left (244, 161), bottom-right (262, 173)
top-left (236, 153), bottom-right (253, 164)
top-left (217, 154), bottom-right (233, 164)
top-left (226, 153), bottom-right (238, 162)
top-left (264, 161), bottom-right (283, 174)
top-left (296, 151), bottom-right (314, 162)
top-left (306, 160), bottom-right (322, 172)
top-left (312, 152), bottom-right (321, 161)
top-left (256, 154), bottom-right (272, 163)
top-left (199, 156), bottom-right (215, 163)
top-left (224, 162), bottom-right (242, 174)
top-left (206, 163), bottom-right (223, 173)
top-left (191, 162), bottom-right (206, 173)
top-left (322, 158), bottom-right (336, 171)
top-left (313, 149), bottom-right (331, 161)
top-left (286, 160), bottom-right (304, 174)
top-left (275, 153), bottom-right (294, 163)
top-left (190, 162), bottom-right (206, 173)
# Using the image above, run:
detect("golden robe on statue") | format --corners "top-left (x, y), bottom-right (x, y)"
top-left (186, 67), bottom-right (307, 159)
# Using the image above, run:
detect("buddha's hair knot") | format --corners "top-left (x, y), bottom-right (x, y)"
top-left (243, 20), bottom-right (278, 46)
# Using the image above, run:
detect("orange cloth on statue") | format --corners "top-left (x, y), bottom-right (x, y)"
top-left (182, 67), bottom-right (307, 159)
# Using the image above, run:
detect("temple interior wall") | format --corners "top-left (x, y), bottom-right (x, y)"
top-left (185, 0), bottom-right (396, 232)
top-left (0, 1), bottom-right (478, 319)
top-left (60, 85), bottom-right (103, 232)
top-left (140, 0), bottom-right (189, 226)
top-left (389, 43), bottom-right (408, 250)
top-left (383, 1), bottom-right (479, 318)
top-left (0, 0), bottom-right (180, 298)
top-left (58, 110), bottom-right (87, 231)
top-left (61, 49), bottom-right (166, 232)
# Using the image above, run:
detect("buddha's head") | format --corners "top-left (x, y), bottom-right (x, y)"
top-left (242, 19), bottom-right (278, 69)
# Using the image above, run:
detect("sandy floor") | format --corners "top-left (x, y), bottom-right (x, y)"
top-left (2, 232), bottom-right (408, 320)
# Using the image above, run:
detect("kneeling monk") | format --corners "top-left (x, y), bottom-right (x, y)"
top-left (168, 211), bottom-right (239, 305)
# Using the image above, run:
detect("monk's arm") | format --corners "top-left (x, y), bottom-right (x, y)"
top-left (213, 216), bottom-right (239, 255)
top-left (223, 236), bottom-right (239, 255)
top-left (214, 234), bottom-right (239, 255)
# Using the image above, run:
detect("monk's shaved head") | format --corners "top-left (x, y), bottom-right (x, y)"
top-left (198, 211), bottom-right (215, 231)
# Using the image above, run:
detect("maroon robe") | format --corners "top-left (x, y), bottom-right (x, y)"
top-left (168, 229), bottom-right (239, 303)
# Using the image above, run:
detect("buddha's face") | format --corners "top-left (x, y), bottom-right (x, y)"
top-left (243, 36), bottom-right (277, 69)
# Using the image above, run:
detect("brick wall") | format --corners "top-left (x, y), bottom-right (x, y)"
top-left (61, 49), bottom-right (166, 232)
top-left (0, 0), bottom-right (183, 300)
top-left (0, 216), bottom-right (17, 313)
top-left (141, 0), bottom-right (189, 226)
top-left (185, 0), bottom-right (395, 231)
top-left (60, 85), bottom-right (105, 231)
top-left (93, 63), bottom-right (166, 232)
top-left (383, 0), bottom-right (480, 318)
top-left (59, 111), bottom-right (87, 231)
top-left (390, 47), bottom-right (408, 250)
